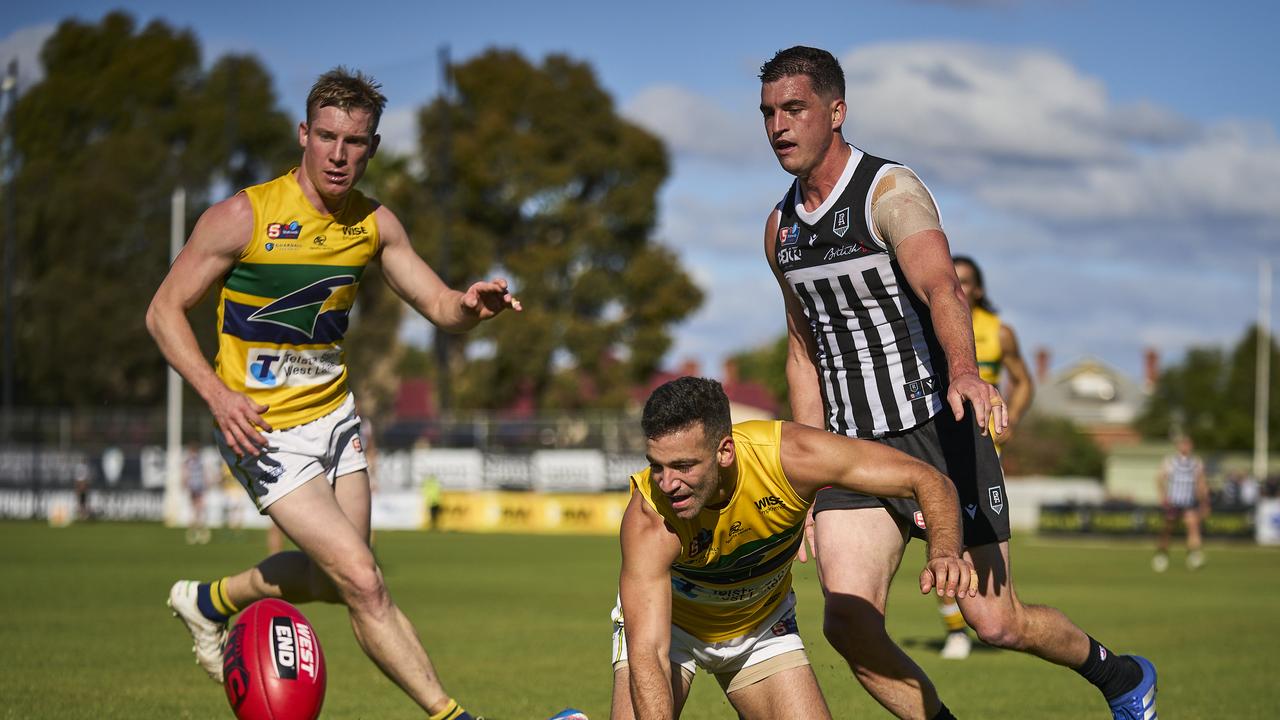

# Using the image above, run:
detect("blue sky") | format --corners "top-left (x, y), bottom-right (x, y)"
top-left (4, 0), bottom-right (1280, 385)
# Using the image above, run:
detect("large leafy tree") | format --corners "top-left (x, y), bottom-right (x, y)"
top-left (5, 12), bottom-right (296, 406)
top-left (1137, 325), bottom-right (1280, 451)
top-left (407, 49), bottom-right (702, 410)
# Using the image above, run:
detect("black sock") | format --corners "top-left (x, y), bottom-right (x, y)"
top-left (931, 703), bottom-right (956, 720)
top-left (1075, 636), bottom-right (1142, 700)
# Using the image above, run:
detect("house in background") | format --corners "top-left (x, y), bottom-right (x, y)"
top-left (1030, 348), bottom-right (1158, 452)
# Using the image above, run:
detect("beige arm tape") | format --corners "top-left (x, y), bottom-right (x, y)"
top-left (871, 167), bottom-right (943, 251)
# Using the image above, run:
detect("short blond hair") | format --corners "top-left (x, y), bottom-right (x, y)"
top-left (306, 67), bottom-right (387, 132)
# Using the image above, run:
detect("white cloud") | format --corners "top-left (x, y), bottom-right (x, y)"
top-left (843, 44), bottom-right (1122, 167)
top-left (835, 42), bottom-right (1280, 237)
top-left (376, 105), bottom-right (419, 157)
top-left (617, 41), bottom-right (1280, 379)
top-left (0, 23), bottom-right (55, 92)
top-left (621, 85), bottom-right (763, 167)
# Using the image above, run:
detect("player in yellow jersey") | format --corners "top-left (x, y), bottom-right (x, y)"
top-left (612, 377), bottom-right (976, 719)
top-left (953, 256), bottom-right (1033, 449)
top-left (934, 256), bottom-right (1035, 659)
top-left (147, 68), bottom-right (517, 720)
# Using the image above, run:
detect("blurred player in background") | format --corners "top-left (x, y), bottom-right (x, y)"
top-left (934, 256), bottom-right (1034, 659)
top-left (1153, 435), bottom-right (1210, 571)
top-left (146, 66), bottom-right (519, 720)
top-left (183, 443), bottom-right (211, 545)
top-left (612, 377), bottom-right (975, 720)
top-left (759, 46), bottom-right (1155, 719)
top-left (219, 464), bottom-right (244, 536)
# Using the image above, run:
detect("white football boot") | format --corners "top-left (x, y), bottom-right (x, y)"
top-left (1187, 550), bottom-right (1205, 570)
top-left (1151, 553), bottom-right (1169, 573)
top-left (168, 580), bottom-right (227, 682)
top-left (940, 631), bottom-right (972, 660)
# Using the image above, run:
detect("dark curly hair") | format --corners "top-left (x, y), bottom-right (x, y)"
top-left (641, 377), bottom-right (732, 447)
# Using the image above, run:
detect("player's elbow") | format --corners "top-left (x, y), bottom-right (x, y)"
top-left (144, 298), bottom-right (168, 342)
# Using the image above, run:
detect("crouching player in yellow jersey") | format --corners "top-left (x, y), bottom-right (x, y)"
top-left (611, 377), bottom-right (976, 719)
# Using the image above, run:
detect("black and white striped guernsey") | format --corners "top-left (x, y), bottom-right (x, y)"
top-left (775, 147), bottom-right (946, 439)
top-left (1164, 454), bottom-right (1201, 508)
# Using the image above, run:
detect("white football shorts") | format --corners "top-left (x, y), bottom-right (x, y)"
top-left (611, 590), bottom-right (808, 692)
top-left (216, 393), bottom-right (367, 513)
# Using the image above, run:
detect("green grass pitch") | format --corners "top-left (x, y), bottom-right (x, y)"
top-left (0, 521), bottom-right (1276, 718)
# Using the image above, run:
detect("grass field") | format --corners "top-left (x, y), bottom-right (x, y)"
top-left (1, 521), bottom-right (1277, 719)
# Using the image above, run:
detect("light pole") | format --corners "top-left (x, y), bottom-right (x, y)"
top-left (1254, 259), bottom-right (1271, 482)
top-left (433, 45), bottom-right (453, 413)
top-left (2, 59), bottom-right (18, 439)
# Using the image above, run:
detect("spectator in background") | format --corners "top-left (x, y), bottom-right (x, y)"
top-left (1239, 473), bottom-right (1259, 507)
top-left (422, 474), bottom-right (443, 531)
top-left (73, 460), bottom-right (93, 522)
top-left (220, 464), bottom-right (244, 536)
top-left (1153, 435), bottom-right (1210, 572)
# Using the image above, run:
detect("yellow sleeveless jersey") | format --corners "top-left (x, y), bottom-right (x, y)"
top-left (972, 306), bottom-right (1003, 386)
top-left (214, 170), bottom-right (379, 430)
top-left (971, 306), bottom-right (1005, 450)
top-left (631, 420), bottom-right (810, 643)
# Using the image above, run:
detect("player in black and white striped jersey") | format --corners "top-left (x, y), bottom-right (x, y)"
top-left (759, 46), bottom-right (1156, 720)
top-left (1154, 435), bottom-right (1210, 572)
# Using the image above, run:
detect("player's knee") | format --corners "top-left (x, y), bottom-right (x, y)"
top-left (823, 601), bottom-right (889, 659)
top-left (331, 562), bottom-right (388, 613)
top-left (967, 612), bottom-right (1024, 650)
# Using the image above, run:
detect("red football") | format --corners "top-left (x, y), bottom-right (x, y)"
top-left (222, 599), bottom-right (326, 720)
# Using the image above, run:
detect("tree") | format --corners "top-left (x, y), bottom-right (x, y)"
top-left (5, 12), bottom-right (295, 406)
top-left (1000, 413), bottom-right (1105, 478)
top-left (409, 50), bottom-right (702, 410)
top-left (729, 336), bottom-right (791, 416)
top-left (1136, 325), bottom-right (1280, 451)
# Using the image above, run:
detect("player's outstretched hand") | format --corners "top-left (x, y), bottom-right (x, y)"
top-left (920, 555), bottom-right (979, 599)
top-left (795, 506), bottom-right (817, 563)
top-left (462, 277), bottom-right (523, 319)
top-left (210, 388), bottom-right (271, 457)
top-left (947, 372), bottom-right (1007, 438)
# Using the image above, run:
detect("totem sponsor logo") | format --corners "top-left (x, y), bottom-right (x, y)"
top-left (779, 222), bottom-right (800, 247)
top-left (267, 221), bottom-right (302, 240)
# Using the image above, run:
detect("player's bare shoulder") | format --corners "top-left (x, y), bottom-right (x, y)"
top-left (871, 166), bottom-right (942, 250)
top-left (621, 489), bottom-right (681, 556)
top-left (371, 202), bottom-right (407, 254)
top-left (190, 192), bottom-right (255, 258)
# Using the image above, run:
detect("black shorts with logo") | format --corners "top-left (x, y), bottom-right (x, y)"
top-left (813, 407), bottom-right (1011, 548)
